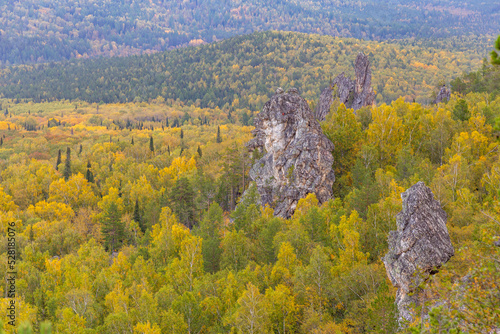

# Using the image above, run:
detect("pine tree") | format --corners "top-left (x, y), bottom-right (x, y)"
top-left (63, 147), bottom-right (71, 181)
top-left (149, 136), bottom-right (154, 152)
top-left (180, 128), bottom-right (184, 139)
top-left (216, 126), bottom-right (222, 143)
top-left (78, 144), bottom-right (82, 155)
top-left (197, 145), bottom-right (202, 157)
top-left (131, 137), bottom-right (134, 145)
top-left (55, 149), bottom-right (62, 170)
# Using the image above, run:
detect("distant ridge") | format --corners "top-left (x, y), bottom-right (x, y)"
top-left (0, 31), bottom-right (488, 108)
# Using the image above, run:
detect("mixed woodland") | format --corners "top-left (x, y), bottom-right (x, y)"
top-left (0, 36), bottom-right (499, 332)
top-left (0, 0), bottom-right (499, 65)
top-left (0, 31), bottom-right (493, 109)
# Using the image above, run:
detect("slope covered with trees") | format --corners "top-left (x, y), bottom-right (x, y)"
top-left (0, 31), bottom-right (490, 110)
top-left (0, 0), bottom-right (499, 65)
top-left (0, 74), bottom-right (499, 332)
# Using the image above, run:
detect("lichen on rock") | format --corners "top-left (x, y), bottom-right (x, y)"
top-left (244, 88), bottom-right (335, 218)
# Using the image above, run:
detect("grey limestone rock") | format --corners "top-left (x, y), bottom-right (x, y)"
top-left (315, 52), bottom-right (375, 121)
top-left (433, 85), bottom-right (451, 104)
top-left (383, 181), bottom-right (454, 323)
top-left (244, 88), bottom-right (335, 218)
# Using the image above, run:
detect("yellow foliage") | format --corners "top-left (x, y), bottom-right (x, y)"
top-left (159, 156), bottom-right (197, 182)
top-left (134, 321), bottom-right (161, 334)
top-left (27, 200), bottom-right (74, 222)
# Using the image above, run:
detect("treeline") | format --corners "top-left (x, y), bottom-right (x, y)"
top-left (0, 31), bottom-right (489, 109)
top-left (0, 0), bottom-right (498, 65)
top-left (0, 89), bottom-right (499, 332)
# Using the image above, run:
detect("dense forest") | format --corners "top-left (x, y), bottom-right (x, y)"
top-left (0, 31), bottom-right (491, 110)
top-left (0, 0), bottom-right (498, 65)
top-left (0, 43), bottom-right (499, 331)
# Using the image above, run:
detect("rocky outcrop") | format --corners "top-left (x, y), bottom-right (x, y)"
top-left (245, 88), bottom-right (335, 218)
top-left (383, 182), bottom-right (454, 323)
top-left (315, 52), bottom-right (375, 121)
top-left (432, 85), bottom-right (451, 104)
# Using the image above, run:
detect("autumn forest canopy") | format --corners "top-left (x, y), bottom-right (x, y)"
top-left (0, 1), bottom-right (500, 333)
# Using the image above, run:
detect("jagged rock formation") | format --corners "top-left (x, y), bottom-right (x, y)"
top-left (245, 88), bottom-right (335, 218)
top-left (383, 182), bottom-right (454, 323)
top-left (315, 52), bottom-right (375, 121)
top-left (432, 85), bottom-right (451, 104)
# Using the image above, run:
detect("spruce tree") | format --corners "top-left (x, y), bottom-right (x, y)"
top-left (197, 145), bottom-right (202, 157)
top-left (131, 137), bottom-right (134, 145)
top-left (55, 149), bottom-right (62, 170)
top-left (216, 126), bottom-right (222, 143)
top-left (101, 201), bottom-right (124, 252)
top-left (78, 144), bottom-right (82, 155)
top-left (133, 199), bottom-right (145, 233)
top-left (86, 161), bottom-right (94, 183)
top-left (149, 136), bottom-right (154, 152)
top-left (63, 147), bottom-right (71, 181)
top-left (180, 128), bottom-right (184, 139)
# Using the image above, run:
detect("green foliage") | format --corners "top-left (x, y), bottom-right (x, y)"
top-left (452, 99), bottom-right (470, 122)
top-left (101, 201), bottom-right (124, 252)
top-left (169, 177), bottom-right (195, 228)
top-left (491, 35), bottom-right (500, 65)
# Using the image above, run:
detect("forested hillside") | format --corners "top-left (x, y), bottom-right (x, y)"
top-left (0, 31), bottom-right (490, 109)
top-left (0, 0), bottom-right (498, 65)
top-left (0, 76), bottom-right (499, 331)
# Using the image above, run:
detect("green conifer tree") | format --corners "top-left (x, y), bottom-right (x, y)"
top-left (101, 201), bottom-right (124, 252)
top-left (216, 126), bottom-right (222, 143)
top-left (86, 161), bottom-right (94, 183)
top-left (149, 136), bottom-right (154, 152)
top-left (133, 199), bottom-right (145, 233)
top-left (55, 149), bottom-right (62, 171)
top-left (63, 147), bottom-right (71, 181)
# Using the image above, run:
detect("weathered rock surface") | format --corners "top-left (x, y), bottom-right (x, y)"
top-left (433, 85), bottom-right (451, 104)
top-left (315, 52), bottom-right (375, 121)
top-left (245, 88), bottom-right (335, 218)
top-left (383, 181), bottom-right (454, 323)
